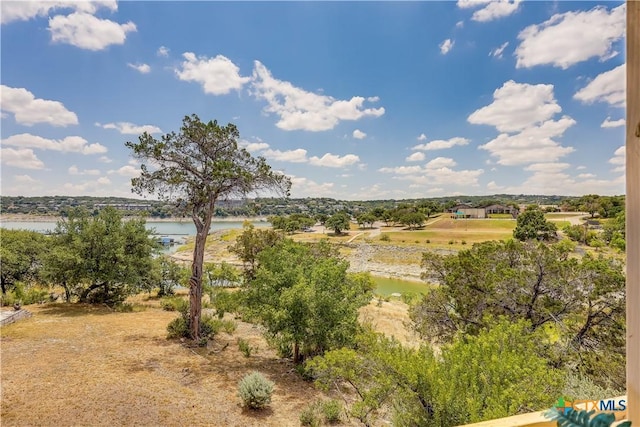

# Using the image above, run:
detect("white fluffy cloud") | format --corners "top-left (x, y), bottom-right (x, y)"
top-left (417, 133), bottom-right (427, 141)
top-left (601, 117), bottom-right (625, 128)
top-left (457, 0), bottom-right (521, 22)
top-left (468, 80), bottom-right (561, 132)
top-left (108, 165), bottom-right (141, 178)
top-left (14, 174), bottom-right (39, 184)
top-left (412, 137), bottom-right (470, 151)
top-left (500, 161), bottom-right (623, 195)
top-left (609, 146), bottom-right (625, 173)
top-left (62, 177), bottom-right (113, 195)
top-left (425, 157), bottom-right (457, 169)
top-left (262, 148), bottom-right (309, 163)
top-left (479, 117), bottom-right (576, 165)
top-left (175, 53), bottom-right (250, 95)
top-left (49, 12), bottom-right (137, 51)
top-left (309, 153), bottom-right (360, 168)
top-left (574, 64), bottom-right (625, 107)
top-left (439, 39), bottom-right (454, 55)
top-left (1, 148), bottom-right (45, 169)
top-left (127, 63), bottom-right (151, 74)
top-left (157, 46), bottom-right (169, 57)
top-left (251, 61), bottom-right (384, 131)
top-left (380, 157), bottom-right (483, 188)
top-left (1, 85), bottom-right (78, 126)
top-left (288, 175), bottom-right (335, 197)
top-left (2, 133), bottom-right (107, 155)
top-left (1, 1), bottom-right (117, 24)
top-left (68, 165), bottom-right (100, 175)
top-left (490, 42), bottom-right (509, 58)
top-left (353, 129), bottom-right (367, 139)
top-left (240, 141), bottom-right (270, 152)
top-left (97, 122), bottom-right (162, 134)
top-left (405, 152), bottom-right (425, 162)
top-left (515, 4), bottom-right (625, 69)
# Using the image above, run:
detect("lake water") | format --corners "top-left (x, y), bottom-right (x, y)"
top-left (0, 220), bottom-right (269, 236)
top-left (371, 276), bottom-right (431, 296)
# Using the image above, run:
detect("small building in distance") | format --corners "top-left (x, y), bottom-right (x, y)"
top-left (448, 203), bottom-right (519, 219)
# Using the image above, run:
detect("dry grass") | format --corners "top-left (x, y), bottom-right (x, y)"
top-left (0, 299), bottom-right (354, 427)
top-left (359, 299), bottom-right (420, 348)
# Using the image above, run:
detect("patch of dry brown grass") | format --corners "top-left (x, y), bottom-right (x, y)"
top-left (359, 300), bottom-right (420, 348)
top-left (0, 302), bottom-right (354, 427)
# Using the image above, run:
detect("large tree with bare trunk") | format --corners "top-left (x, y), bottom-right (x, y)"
top-left (126, 114), bottom-right (290, 340)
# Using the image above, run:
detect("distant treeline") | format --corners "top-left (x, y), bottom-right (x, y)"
top-left (1, 194), bottom-right (625, 219)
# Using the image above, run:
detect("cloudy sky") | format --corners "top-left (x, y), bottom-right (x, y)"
top-left (0, 1), bottom-right (626, 200)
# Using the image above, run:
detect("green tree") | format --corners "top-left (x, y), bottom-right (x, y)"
top-left (0, 229), bottom-right (46, 294)
top-left (204, 261), bottom-right (240, 289)
top-left (400, 211), bottom-right (426, 230)
top-left (436, 319), bottom-right (563, 425)
top-left (513, 208), bottom-right (557, 241)
top-left (413, 240), bottom-right (626, 390)
top-left (579, 194), bottom-right (601, 218)
top-left (48, 207), bottom-right (158, 305)
top-left (229, 222), bottom-right (284, 281)
top-left (309, 320), bottom-right (562, 427)
top-left (127, 114), bottom-right (290, 340)
top-left (325, 212), bottom-right (351, 235)
top-left (156, 256), bottom-right (188, 297)
top-left (356, 212), bottom-right (376, 229)
top-left (243, 240), bottom-right (374, 363)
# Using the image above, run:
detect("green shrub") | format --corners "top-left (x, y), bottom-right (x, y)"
top-left (426, 239), bottom-right (430, 244)
top-left (461, 240), bottom-right (467, 245)
top-left (0, 291), bottom-right (18, 307)
top-left (167, 316), bottom-right (189, 338)
top-left (448, 239), bottom-right (455, 245)
top-left (321, 399), bottom-right (342, 423)
top-left (238, 338), bottom-right (254, 357)
top-left (202, 316), bottom-right (237, 336)
top-left (380, 234), bottom-right (390, 242)
top-left (238, 371), bottom-right (274, 409)
top-left (160, 296), bottom-right (188, 313)
top-left (300, 405), bottom-right (320, 426)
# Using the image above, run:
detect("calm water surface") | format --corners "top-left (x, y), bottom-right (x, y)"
top-left (0, 220), bottom-right (269, 236)
top-left (371, 276), bottom-right (431, 296)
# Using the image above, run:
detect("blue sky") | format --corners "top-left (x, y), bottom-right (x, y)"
top-left (0, 1), bottom-right (626, 200)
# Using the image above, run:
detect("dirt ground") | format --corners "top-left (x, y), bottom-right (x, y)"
top-left (0, 300), bottom-right (360, 427)
top-left (0, 294), bottom-right (415, 427)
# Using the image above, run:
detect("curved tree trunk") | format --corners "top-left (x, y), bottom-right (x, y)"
top-left (189, 230), bottom-right (207, 340)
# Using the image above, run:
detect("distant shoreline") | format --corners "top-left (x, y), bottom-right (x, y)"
top-left (0, 214), bottom-right (269, 223)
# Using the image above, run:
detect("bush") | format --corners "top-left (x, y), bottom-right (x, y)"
top-left (300, 405), bottom-right (320, 426)
top-left (379, 234), bottom-right (391, 242)
top-left (160, 296), bottom-right (188, 313)
top-left (321, 399), bottom-right (342, 423)
top-left (461, 240), bottom-right (467, 245)
top-left (238, 338), bottom-right (254, 357)
top-left (167, 316), bottom-right (189, 338)
top-left (238, 371), bottom-right (274, 409)
top-left (0, 291), bottom-right (18, 307)
top-left (448, 239), bottom-right (455, 245)
top-left (426, 239), bottom-right (430, 244)
top-left (202, 316), bottom-right (237, 336)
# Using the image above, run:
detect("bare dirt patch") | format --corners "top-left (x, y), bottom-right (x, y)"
top-left (0, 302), bottom-right (353, 427)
